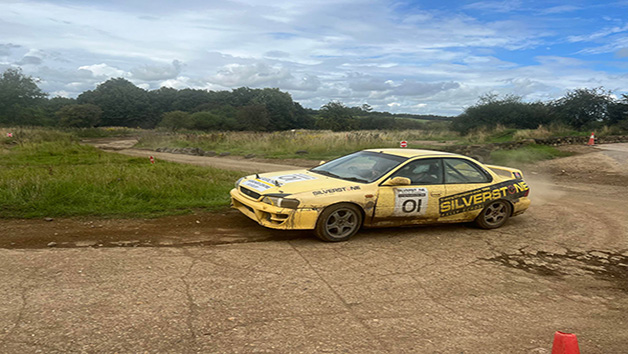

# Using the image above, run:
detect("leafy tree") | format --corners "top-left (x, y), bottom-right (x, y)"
top-left (171, 88), bottom-right (212, 112)
top-left (550, 88), bottom-right (613, 129)
top-left (208, 105), bottom-right (240, 130)
top-left (0, 68), bottom-right (47, 124)
top-left (56, 104), bottom-right (102, 127)
top-left (45, 96), bottom-right (76, 113)
top-left (608, 94), bottom-right (628, 127)
top-left (78, 78), bottom-right (157, 128)
top-left (149, 87), bottom-right (178, 115)
top-left (191, 111), bottom-right (224, 130)
top-left (316, 101), bottom-right (358, 131)
top-left (230, 87), bottom-right (257, 107)
top-left (35, 97), bottom-right (76, 126)
top-left (252, 88), bottom-right (299, 130)
top-left (158, 111), bottom-right (193, 131)
top-left (236, 104), bottom-right (269, 131)
top-left (452, 94), bottom-right (550, 134)
top-left (292, 102), bottom-right (316, 129)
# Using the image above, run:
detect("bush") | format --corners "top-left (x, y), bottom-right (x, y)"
top-left (158, 111), bottom-right (193, 131)
top-left (56, 104), bottom-right (102, 127)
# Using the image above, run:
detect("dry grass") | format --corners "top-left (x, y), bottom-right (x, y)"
top-left (137, 129), bottom-right (461, 160)
top-left (513, 125), bottom-right (553, 140)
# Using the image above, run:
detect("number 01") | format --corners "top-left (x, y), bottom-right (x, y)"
top-left (402, 199), bottom-right (422, 213)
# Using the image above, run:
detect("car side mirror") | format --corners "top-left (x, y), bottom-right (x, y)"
top-left (382, 177), bottom-right (411, 186)
top-left (319, 160), bottom-right (326, 165)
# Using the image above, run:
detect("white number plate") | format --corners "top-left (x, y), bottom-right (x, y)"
top-left (394, 187), bottom-right (429, 216)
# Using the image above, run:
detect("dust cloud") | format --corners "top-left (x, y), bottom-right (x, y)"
top-left (524, 173), bottom-right (565, 206)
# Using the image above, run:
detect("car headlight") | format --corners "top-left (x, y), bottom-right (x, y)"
top-left (261, 194), bottom-right (300, 209)
top-left (235, 177), bottom-right (244, 188)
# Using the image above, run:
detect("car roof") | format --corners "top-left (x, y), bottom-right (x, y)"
top-left (363, 148), bottom-right (458, 159)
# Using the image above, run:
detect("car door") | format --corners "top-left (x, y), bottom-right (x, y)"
top-left (439, 158), bottom-right (495, 222)
top-left (373, 158), bottom-right (446, 223)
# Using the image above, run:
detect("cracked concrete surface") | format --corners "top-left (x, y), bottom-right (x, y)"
top-left (1, 212), bottom-right (627, 353)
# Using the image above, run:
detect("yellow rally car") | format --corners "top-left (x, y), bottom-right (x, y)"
top-left (230, 149), bottom-right (530, 242)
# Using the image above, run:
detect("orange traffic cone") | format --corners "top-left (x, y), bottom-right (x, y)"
top-left (551, 331), bottom-right (581, 354)
top-left (587, 132), bottom-right (595, 146)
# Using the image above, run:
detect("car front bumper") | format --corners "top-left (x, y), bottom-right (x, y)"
top-left (229, 188), bottom-right (319, 230)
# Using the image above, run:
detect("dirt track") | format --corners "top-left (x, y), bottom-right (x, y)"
top-left (0, 143), bottom-right (627, 353)
top-left (86, 137), bottom-right (315, 172)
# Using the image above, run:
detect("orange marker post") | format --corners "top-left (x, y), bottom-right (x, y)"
top-left (587, 132), bottom-right (595, 146)
top-left (551, 331), bottom-right (581, 354)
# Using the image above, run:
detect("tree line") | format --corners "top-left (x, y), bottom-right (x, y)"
top-left (0, 68), bottom-right (449, 132)
top-left (452, 89), bottom-right (628, 134)
top-left (2, 67), bottom-right (625, 134)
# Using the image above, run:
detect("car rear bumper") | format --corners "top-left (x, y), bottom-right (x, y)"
top-left (229, 188), bottom-right (319, 230)
top-left (512, 197), bottom-right (531, 216)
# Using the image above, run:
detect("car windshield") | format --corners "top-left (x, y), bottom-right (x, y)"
top-left (310, 151), bottom-right (407, 183)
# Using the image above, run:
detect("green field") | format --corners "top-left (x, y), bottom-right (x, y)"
top-left (0, 129), bottom-right (243, 218)
top-left (489, 144), bottom-right (572, 165)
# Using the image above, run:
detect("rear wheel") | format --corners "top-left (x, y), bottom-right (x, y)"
top-left (475, 200), bottom-right (511, 229)
top-left (315, 203), bottom-right (363, 242)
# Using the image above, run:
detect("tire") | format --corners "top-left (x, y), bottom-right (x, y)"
top-left (314, 203), bottom-right (363, 242)
top-left (474, 200), bottom-right (512, 229)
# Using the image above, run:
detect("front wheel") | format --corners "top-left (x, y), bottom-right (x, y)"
top-left (474, 200), bottom-right (511, 229)
top-left (314, 203), bottom-right (363, 242)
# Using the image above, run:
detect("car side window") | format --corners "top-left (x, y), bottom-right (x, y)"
top-left (390, 159), bottom-right (443, 185)
top-left (443, 158), bottom-right (491, 184)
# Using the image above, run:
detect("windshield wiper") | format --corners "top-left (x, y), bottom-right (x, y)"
top-left (311, 170), bottom-right (341, 179)
top-left (312, 170), bottom-right (368, 183)
top-left (341, 176), bottom-right (368, 183)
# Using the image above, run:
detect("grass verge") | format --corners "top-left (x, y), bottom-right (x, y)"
top-left (489, 144), bottom-right (573, 166)
top-left (136, 129), bottom-right (460, 160)
top-left (1, 135), bottom-right (243, 218)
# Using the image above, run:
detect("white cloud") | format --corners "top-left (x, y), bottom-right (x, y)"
top-left (463, 1), bottom-right (522, 13)
top-left (538, 5), bottom-right (580, 15)
top-left (78, 63), bottom-right (128, 78)
top-left (207, 63), bottom-right (321, 91)
top-left (131, 60), bottom-right (183, 81)
top-left (568, 24), bottom-right (628, 43)
top-left (0, 0), bottom-right (625, 115)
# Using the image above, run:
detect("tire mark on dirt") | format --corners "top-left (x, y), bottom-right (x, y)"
top-left (481, 249), bottom-right (628, 291)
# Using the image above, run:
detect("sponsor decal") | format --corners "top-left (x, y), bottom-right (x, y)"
top-left (241, 179), bottom-right (273, 192)
top-left (439, 180), bottom-right (528, 217)
top-left (259, 173), bottom-right (317, 187)
top-left (312, 185), bottom-right (361, 196)
top-left (394, 187), bottom-right (429, 216)
top-left (241, 173), bottom-right (317, 192)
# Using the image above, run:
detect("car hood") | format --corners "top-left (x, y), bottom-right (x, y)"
top-left (238, 169), bottom-right (366, 196)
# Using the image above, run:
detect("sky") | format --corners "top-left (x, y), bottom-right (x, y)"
top-left (1, 0), bottom-right (627, 116)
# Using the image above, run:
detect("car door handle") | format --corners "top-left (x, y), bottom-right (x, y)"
top-left (430, 192), bottom-right (442, 197)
